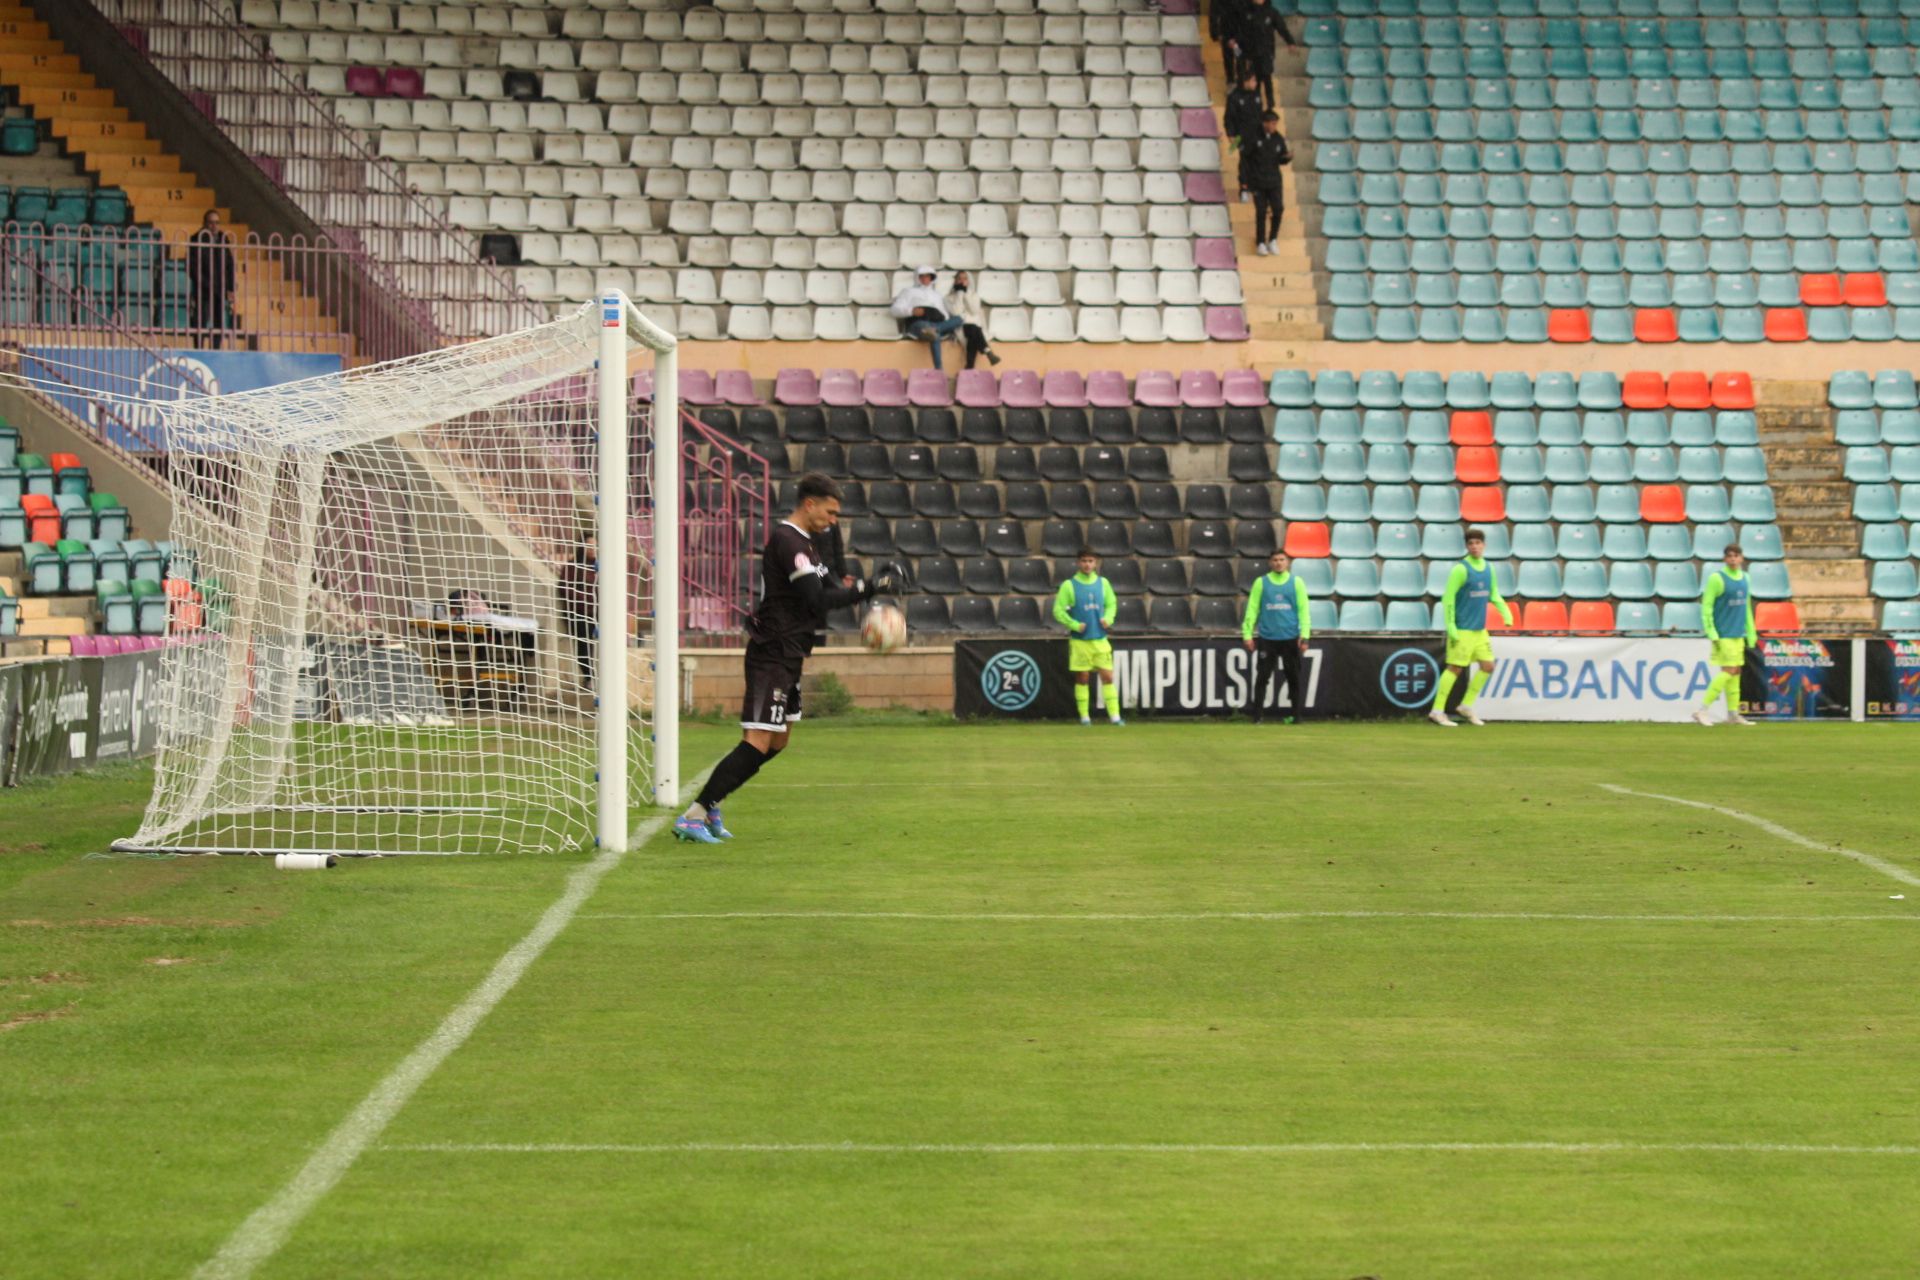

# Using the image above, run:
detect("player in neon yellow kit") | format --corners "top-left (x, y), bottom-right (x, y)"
top-left (1693, 543), bottom-right (1758, 726)
top-left (1429, 528), bottom-right (1514, 727)
top-left (1053, 547), bottom-right (1123, 725)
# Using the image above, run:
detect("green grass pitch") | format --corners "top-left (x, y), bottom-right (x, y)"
top-left (4, 720), bottom-right (1919, 1277)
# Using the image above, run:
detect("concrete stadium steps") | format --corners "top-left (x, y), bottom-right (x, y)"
top-left (0, 0), bottom-right (349, 359)
top-left (0, 558), bottom-right (92, 642)
top-left (1756, 378), bottom-right (1877, 629)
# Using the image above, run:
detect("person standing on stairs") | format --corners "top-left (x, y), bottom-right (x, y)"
top-left (187, 209), bottom-right (236, 350)
top-left (1212, 0), bottom-right (1249, 86)
top-left (1241, 111), bottom-right (1293, 258)
top-left (1229, 0), bottom-right (1293, 111)
top-left (1224, 70), bottom-right (1266, 203)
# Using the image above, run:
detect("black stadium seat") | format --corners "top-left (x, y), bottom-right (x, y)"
top-left (1038, 446), bottom-right (1082, 482)
top-left (1005, 407), bottom-right (1048, 443)
top-left (938, 519), bottom-right (984, 557)
top-left (937, 445), bottom-right (981, 482)
top-left (835, 480), bottom-right (868, 516)
top-left (1193, 561), bottom-right (1239, 596)
top-left (827, 406), bottom-right (872, 442)
top-left (802, 442), bottom-right (847, 476)
top-left (1150, 598), bottom-right (1197, 632)
top-left (1084, 446), bottom-right (1126, 482)
top-left (738, 408), bottom-right (782, 450)
top-left (915, 408), bottom-right (959, 443)
top-left (1132, 519), bottom-right (1177, 557)
top-left (697, 407), bottom-right (737, 438)
top-left (872, 406), bottom-right (915, 442)
top-left (1047, 407), bottom-right (1092, 443)
top-left (1180, 407), bottom-right (1223, 444)
top-left (1145, 558), bottom-right (1190, 595)
top-left (1049, 482), bottom-right (1093, 519)
top-left (868, 481), bottom-right (912, 517)
top-left (961, 557), bottom-right (1008, 594)
top-left (1113, 597), bottom-right (1147, 632)
top-left (1190, 521), bottom-right (1232, 558)
top-left (993, 446), bottom-right (1038, 482)
top-left (894, 518), bottom-right (939, 556)
top-left (1234, 520), bottom-right (1279, 557)
top-left (1092, 407), bottom-right (1135, 443)
top-left (1225, 407), bottom-right (1269, 443)
top-left (849, 443), bottom-right (892, 480)
top-left (951, 595), bottom-right (998, 632)
top-left (916, 555), bottom-right (963, 594)
top-left (783, 406), bottom-right (827, 441)
top-left (961, 408), bottom-right (1004, 444)
top-left (958, 483), bottom-right (1002, 518)
top-left (1004, 482), bottom-right (1048, 520)
top-left (1184, 484), bottom-right (1228, 519)
top-left (1229, 444), bottom-right (1274, 482)
top-left (1134, 406), bottom-right (1179, 444)
top-left (1195, 598), bottom-right (1240, 631)
top-left (893, 445), bottom-right (937, 480)
top-left (849, 517), bottom-right (894, 556)
top-left (984, 519), bottom-right (1029, 557)
top-left (1127, 446), bottom-right (1171, 482)
top-left (1095, 482), bottom-right (1139, 520)
top-left (1139, 482), bottom-right (1182, 520)
top-left (1106, 559), bottom-right (1145, 596)
top-left (1041, 520), bottom-right (1084, 557)
top-left (913, 482), bottom-right (957, 517)
top-left (1087, 519), bottom-right (1131, 556)
top-left (1008, 558), bottom-right (1054, 595)
top-left (908, 595), bottom-right (952, 632)
top-left (1230, 484), bottom-right (1275, 519)
top-left (997, 596), bottom-right (1044, 631)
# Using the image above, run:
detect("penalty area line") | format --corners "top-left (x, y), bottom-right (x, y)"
top-left (577, 910), bottom-right (1916, 924)
top-left (1599, 783), bottom-right (1920, 889)
top-left (379, 1140), bottom-right (1920, 1157)
top-left (192, 764), bottom-right (716, 1280)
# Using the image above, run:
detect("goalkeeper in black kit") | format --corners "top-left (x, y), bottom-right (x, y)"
top-left (675, 472), bottom-right (906, 844)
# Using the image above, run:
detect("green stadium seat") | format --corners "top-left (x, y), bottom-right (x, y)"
top-left (95, 578), bottom-right (135, 635)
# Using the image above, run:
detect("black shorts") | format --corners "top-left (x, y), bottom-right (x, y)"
top-left (741, 651), bottom-right (804, 732)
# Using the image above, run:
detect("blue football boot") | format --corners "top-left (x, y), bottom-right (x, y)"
top-left (673, 814), bottom-right (722, 844)
top-left (705, 805), bottom-right (735, 840)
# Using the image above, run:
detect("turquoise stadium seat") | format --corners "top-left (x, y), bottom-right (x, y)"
top-left (1371, 485), bottom-right (1416, 520)
top-left (1872, 562), bottom-right (1920, 599)
top-left (1854, 484), bottom-right (1899, 521)
top-left (1362, 410), bottom-right (1407, 444)
top-left (1558, 523), bottom-right (1604, 560)
top-left (1308, 600), bottom-right (1338, 633)
top-left (1655, 562), bottom-right (1701, 600)
top-left (1617, 601), bottom-right (1662, 630)
top-left (1323, 443), bottom-right (1368, 482)
top-left (1603, 525), bottom-right (1648, 561)
top-left (1422, 524), bottom-right (1467, 560)
top-left (1687, 486), bottom-right (1734, 523)
top-left (1692, 523), bottom-right (1736, 559)
top-left (1564, 562), bottom-right (1610, 600)
top-left (1748, 562), bottom-right (1792, 600)
top-left (1380, 562), bottom-right (1425, 598)
top-left (1506, 485), bottom-right (1550, 522)
top-left (1551, 485), bottom-right (1598, 522)
top-left (1407, 411), bottom-right (1450, 444)
top-left (1596, 484), bottom-right (1641, 523)
top-left (1740, 524), bottom-right (1786, 560)
top-left (1495, 411), bottom-right (1538, 445)
top-left (1270, 371), bottom-right (1313, 407)
top-left (1383, 601), bottom-right (1430, 630)
top-left (1319, 410), bottom-right (1361, 442)
top-left (1416, 486), bottom-right (1460, 522)
top-left (1330, 522), bottom-right (1376, 558)
top-left (1334, 559), bottom-right (1381, 598)
top-left (1517, 561), bottom-right (1563, 598)
top-left (1662, 602), bottom-right (1703, 634)
top-left (1314, 371), bottom-right (1359, 409)
top-left (1511, 523), bottom-right (1557, 559)
top-left (1281, 484), bottom-right (1327, 521)
top-left (1835, 411), bottom-right (1882, 445)
top-left (1337, 600), bottom-right (1385, 630)
top-left (1274, 409), bottom-right (1316, 443)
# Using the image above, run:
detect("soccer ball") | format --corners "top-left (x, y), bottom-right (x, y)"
top-left (861, 603), bottom-right (907, 654)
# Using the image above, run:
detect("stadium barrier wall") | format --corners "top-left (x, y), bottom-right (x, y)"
top-left (2, 649), bottom-right (164, 785)
top-left (955, 637), bottom-right (1920, 723)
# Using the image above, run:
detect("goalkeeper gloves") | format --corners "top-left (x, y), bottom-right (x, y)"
top-left (866, 560), bottom-right (911, 599)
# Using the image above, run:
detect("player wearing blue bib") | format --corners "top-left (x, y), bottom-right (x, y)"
top-left (1052, 546), bottom-right (1124, 725)
top-left (1241, 549), bottom-right (1312, 723)
top-left (1430, 527), bottom-right (1513, 727)
top-left (1693, 543), bottom-right (1758, 726)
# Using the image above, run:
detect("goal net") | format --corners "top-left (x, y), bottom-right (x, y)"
top-left (115, 295), bottom-right (679, 856)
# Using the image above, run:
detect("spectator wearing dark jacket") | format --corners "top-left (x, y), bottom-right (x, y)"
top-left (1230, 0), bottom-right (1294, 110)
top-left (558, 536), bottom-right (596, 687)
top-left (185, 208), bottom-right (236, 349)
top-left (1241, 111), bottom-right (1293, 257)
top-left (1211, 0), bottom-right (1248, 84)
top-left (1223, 72), bottom-right (1266, 201)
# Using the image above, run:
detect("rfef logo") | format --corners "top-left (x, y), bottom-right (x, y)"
top-left (1379, 647), bottom-right (1439, 709)
top-left (981, 650), bottom-right (1042, 711)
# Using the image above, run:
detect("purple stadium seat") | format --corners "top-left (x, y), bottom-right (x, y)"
top-left (1194, 238), bottom-right (1238, 271)
top-left (1000, 368), bottom-right (1043, 408)
top-left (774, 368), bottom-right (820, 405)
top-left (865, 369), bottom-right (910, 407)
top-left (1135, 370), bottom-right (1179, 407)
top-left (955, 369), bottom-right (1001, 407)
top-left (345, 65), bottom-right (383, 97)
top-left (820, 368), bottom-right (863, 407)
top-left (715, 370), bottom-right (759, 406)
top-left (384, 67), bottom-right (424, 99)
top-left (1185, 173), bottom-right (1227, 204)
top-left (905, 369), bottom-right (950, 407)
top-left (1180, 108), bottom-right (1219, 138)
top-left (631, 370), bottom-right (654, 401)
top-left (1164, 46), bottom-right (1205, 77)
top-left (1043, 370), bottom-right (1089, 408)
top-left (1206, 307), bottom-right (1251, 342)
top-left (1179, 370), bottom-right (1225, 408)
top-left (70, 635), bottom-right (99, 656)
top-left (1159, 0), bottom-right (1197, 12)
top-left (679, 369), bottom-right (719, 405)
top-left (1223, 369), bottom-right (1267, 407)
top-left (1088, 370), bottom-right (1132, 408)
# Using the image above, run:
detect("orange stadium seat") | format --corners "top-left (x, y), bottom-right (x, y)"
top-left (1454, 446), bottom-right (1500, 484)
top-left (1547, 309), bottom-right (1591, 343)
top-left (1710, 372), bottom-right (1756, 409)
top-left (1755, 602), bottom-right (1802, 634)
top-left (1523, 601), bottom-right (1570, 632)
top-left (1459, 486), bottom-right (1506, 522)
top-left (1569, 601), bottom-right (1615, 633)
top-left (1799, 274), bottom-right (1843, 306)
top-left (1639, 484), bottom-right (1686, 523)
top-left (1665, 371), bottom-right (1711, 410)
top-left (1842, 273), bottom-right (1887, 308)
top-left (1282, 521), bottom-right (1330, 558)
top-left (1621, 371), bottom-right (1667, 409)
top-left (1633, 309), bottom-right (1678, 343)
top-left (1448, 411), bottom-right (1493, 445)
top-left (1764, 308), bottom-right (1808, 341)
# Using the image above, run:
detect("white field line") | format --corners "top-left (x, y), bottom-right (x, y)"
top-left (380, 1140), bottom-right (1920, 1157)
top-left (193, 766), bottom-right (715, 1280)
top-left (579, 911), bottom-right (1914, 924)
top-left (1599, 783), bottom-right (1920, 889)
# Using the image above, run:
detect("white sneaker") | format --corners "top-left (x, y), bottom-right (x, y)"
top-left (1459, 708), bottom-right (1486, 726)
top-left (1731, 714), bottom-right (1757, 726)
top-left (1428, 708), bottom-right (1457, 728)
top-left (1254, 241), bottom-right (1270, 256)
top-left (1691, 709), bottom-right (1714, 726)
top-left (1262, 240), bottom-right (1277, 255)
top-left (1240, 190), bottom-right (1251, 203)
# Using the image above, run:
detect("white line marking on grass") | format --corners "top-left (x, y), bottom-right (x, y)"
top-left (380, 1140), bottom-right (1920, 1157)
top-left (1599, 783), bottom-right (1920, 889)
top-left (579, 910), bottom-right (1914, 924)
top-left (193, 767), bottom-right (714, 1280)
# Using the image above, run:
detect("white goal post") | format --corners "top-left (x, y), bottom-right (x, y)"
top-left (114, 293), bottom-right (680, 857)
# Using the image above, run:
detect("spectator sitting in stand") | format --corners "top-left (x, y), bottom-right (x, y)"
top-left (889, 265), bottom-right (965, 371)
top-left (1242, 111), bottom-right (1294, 258)
top-left (1223, 70), bottom-right (1266, 203)
top-left (944, 270), bottom-right (1002, 369)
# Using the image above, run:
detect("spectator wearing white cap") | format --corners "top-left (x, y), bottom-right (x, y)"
top-left (944, 269), bottom-right (1001, 369)
top-left (889, 265), bottom-right (966, 370)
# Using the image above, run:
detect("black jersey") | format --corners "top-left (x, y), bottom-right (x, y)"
top-left (747, 520), bottom-right (833, 660)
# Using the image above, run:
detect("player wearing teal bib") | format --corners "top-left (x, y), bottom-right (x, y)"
top-left (1430, 528), bottom-right (1513, 727)
top-left (1241, 549), bottom-right (1311, 723)
top-left (1053, 547), bottom-right (1124, 725)
top-left (1693, 543), bottom-right (1758, 726)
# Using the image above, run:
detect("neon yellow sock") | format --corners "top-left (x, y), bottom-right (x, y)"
top-left (1432, 669), bottom-right (1458, 710)
top-left (1461, 667), bottom-right (1490, 709)
top-left (1701, 672), bottom-right (1728, 709)
top-left (1102, 683), bottom-right (1121, 721)
top-left (1723, 679), bottom-right (1739, 717)
top-left (1074, 684), bottom-right (1090, 719)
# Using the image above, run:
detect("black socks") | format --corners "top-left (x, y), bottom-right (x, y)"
top-left (698, 741), bottom-right (771, 810)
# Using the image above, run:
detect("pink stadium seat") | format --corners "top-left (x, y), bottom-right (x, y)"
top-left (1087, 371), bottom-right (1132, 408)
top-left (631, 370), bottom-right (654, 401)
top-left (1164, 47), bottom-right (1205, 76)
top-left (819, 369), bottom-right (863, 407)
top-left (1179, 370), bottom-right (1225, 408)
top-left (70, 635), bottom-right (100, 657)
top-left (714, 370), bottom-right (759, 406)
top-left (955, 369), bottom-right (1001, 408)
top-left (903, 369), bottom-right (949, 407)
top-left (1222, 369), bottom-right (1267, 407)
top-left (864, 370), bottom-right (906, 404)
top-left (1042, 371), bottom-right (1088, 408)
top-left (774, 369), bottom-right (820, 405)
top-left (1205, 307), bottom-right (1251, 341)
top-left (1184, 173), bottom-right (1227, 204)
top-left (1159, 0), bottom-right (1198, 12)
top-left (1193, 239), bottom-right (1237, 271)
top-left (384, 66), bottom-right (424, 99)
top-left (345, 65), bottom-right (383, 97)
top-left (1134, 370), bottom-right (1179, 408)
top-left (678, 369), bottom-right (718, 405)
top-left (1000, 369), bottom-right (1044, 408)
top-left (1179, 108), bottom-right (1219, 138)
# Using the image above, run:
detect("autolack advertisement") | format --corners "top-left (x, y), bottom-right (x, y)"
top-left (1864, 638), bottom-right (1920, 720)
top-left (1750, 637), bottom-right (1852, 720)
